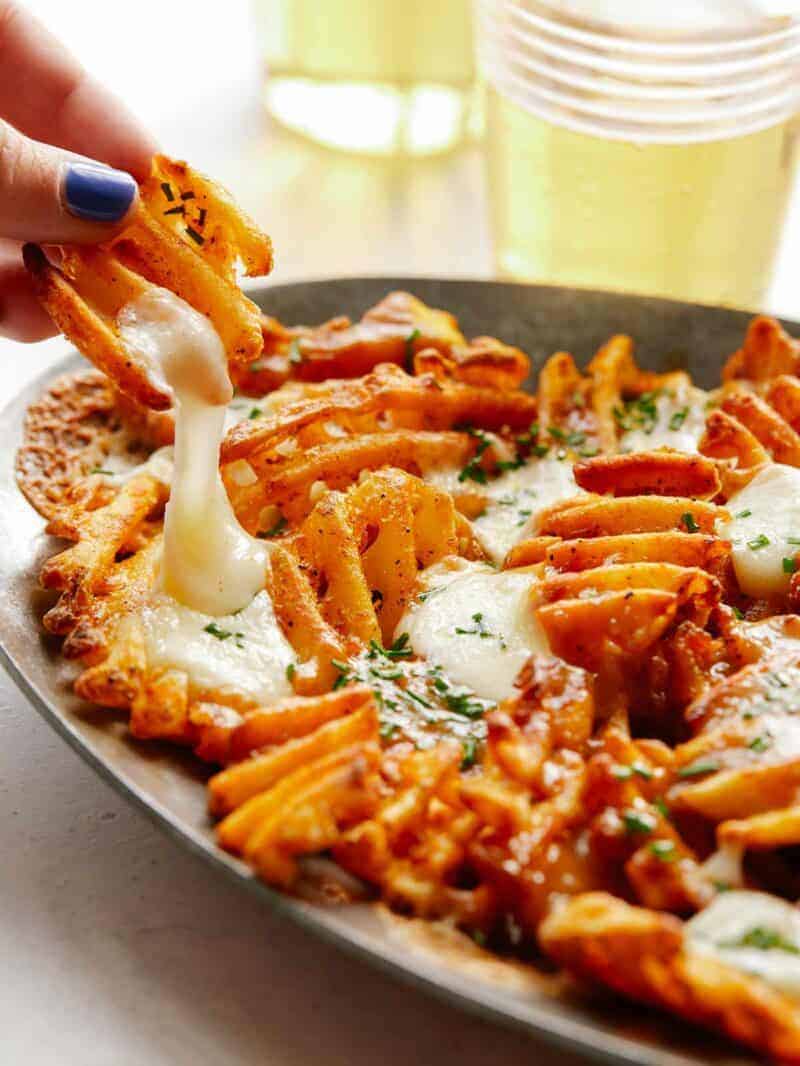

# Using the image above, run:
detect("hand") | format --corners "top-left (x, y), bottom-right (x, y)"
top-left (0, 2), bottom-right (157, 341)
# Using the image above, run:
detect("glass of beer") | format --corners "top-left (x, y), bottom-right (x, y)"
top-left (476, 0), bottom-right (800, 308)
top-left (255, 0), bottom-right (476, 156)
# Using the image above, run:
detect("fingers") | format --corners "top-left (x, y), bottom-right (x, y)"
top-left (0, 240), bottom-right (56, 342)
top-left (0, 2), bottom-right (156, 178)
top-left (0, 120), bottom-right (140, 244)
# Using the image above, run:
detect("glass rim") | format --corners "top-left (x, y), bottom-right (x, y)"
top-left (486, 44), bottom-right (800, 126)
top-left (478, 16), bottom-right (798, 102)
top-left (498, 0), bottom-right (800, 56)
top-left (485, 64), bottom-right (800, 142)
top-left (477, 6), bottom-right (800, 83)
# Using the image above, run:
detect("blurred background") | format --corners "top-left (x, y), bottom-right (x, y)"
top-left (18, 0), bottom-right (800, 317)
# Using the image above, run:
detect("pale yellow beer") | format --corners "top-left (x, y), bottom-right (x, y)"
top-left (256, 0), bottom-right (476, 156)
top-left (485, 85), bottom-right (800, 307)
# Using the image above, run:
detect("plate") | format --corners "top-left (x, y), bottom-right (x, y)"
top-left (0, 278), bottom-right (787, 1066)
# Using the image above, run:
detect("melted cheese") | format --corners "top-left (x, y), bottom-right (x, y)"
top-left (426, 457), bottom-right (583, 564)
top-left (718, 463), bottom-right (800, 600)
top-left (474, 458), bottom-right (583, 564)
top-left (701, 842), bottom-right (745, 890)
top-left (140, 590), bottom-right (294, 703)
top-left (686, 891), bottom-right (800, 998)
top-left (621, 383), bottom-right (709, 454)
top-left (396, 559), bottom-right (548, 701)
top-left (118, 289), bottom-right (268, 615)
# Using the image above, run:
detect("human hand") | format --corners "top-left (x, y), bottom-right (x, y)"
top-left (0, 2), bottom-right (157, 341)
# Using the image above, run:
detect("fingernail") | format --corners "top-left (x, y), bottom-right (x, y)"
top-left (63, 162), bottom-right (137, 222)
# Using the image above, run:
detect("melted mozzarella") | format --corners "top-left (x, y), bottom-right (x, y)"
top-left (474, 458), bottom-right (583, 563)
top-left (621, 383), bottom-right (708, 454)
top-left (718, 464), bottom-right (800, 600)
top-left (426, 457), bottom-right (583, 564)
top-left (140, 590), bottom-right (294, 704)
top-left (396, 559), bottom-right (548, 701)
top-left (118, 289), bottom-right (268, 615)
top-left (686, 891), bottom-right (800, 998)
top-left (701, 842), bottom-right (745, 890)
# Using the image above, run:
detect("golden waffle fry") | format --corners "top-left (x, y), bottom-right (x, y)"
top-left (24, 154), bottom-right (272, 408)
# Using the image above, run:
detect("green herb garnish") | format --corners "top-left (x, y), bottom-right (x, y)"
top-left (669, 406), bottom-right (689, 431)
top-left (288, 339), bottom-right (303, 365)
top-left (748, 533), bottom-right (771, 551)
top-left (622, 810), bottom-right (655, 835)
top-left (682, 512), bottom-right (700, 534)
top-left (458, 428), bottom-right (491, 485)
top-left (257, 515), bottom-right (288, 538)
top-left (677, 759), bottom-right (720, 778)
top-left (725, 927), bottom-right (800, 955)
top-left (404, 328), bottom-right (421, 370)
top-left (650, 839), bottom-right (676, 861)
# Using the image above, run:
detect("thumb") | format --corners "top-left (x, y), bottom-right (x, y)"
top-left (0, 118), bottom-right (139, 244)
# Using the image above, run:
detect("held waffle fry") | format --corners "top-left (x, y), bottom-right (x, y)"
top-left (15, 162), bottom-right (800, 1061)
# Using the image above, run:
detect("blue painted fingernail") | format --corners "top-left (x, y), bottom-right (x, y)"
top-left (63, 162), bottom-right (137, 222)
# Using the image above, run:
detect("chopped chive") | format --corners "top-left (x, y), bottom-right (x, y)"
top-left (286, 663), bottom-right (296, 683)
top-left (89, 466), bottom-right (114, 475)
top-left (204, 622), bottom-right (233, 641)
top-left (748, 533), bottom-right (770, 551)
top-left (649, 839), bottom-right (676, 861)
top-left (257, 515), bottom-right (288, 538)
top-left (197, 207), bottom-right (207, 228)
top-left (185, 225), bottom-right (204, 245)
top-left (682, 512), bottom-right (699, 534)
top-left (748, 734), bottom-right (770, 752)
top-left (788, 537), bottom-right (800, 546)
top-left (460, 736), bottom-right (480, 770)
top-left (725, 927), bottom-right (800, 955)
top-left (632, 763), bottom-right (654, 781)
top-left (784, 557), bottom-right (798, 574)
top-left (733, 606), bottom-right (745, 620)
top-left (248, 407), bottom-right (262, 419)
top-left (404, 328), bottom-right (420, 370)
top-left (180, 190), bottom-right (196, 201)
top-left (677, 758), bottom-right (720, 778)
top-left (622, 810), bottom-right (655, 835)
top-left (287, 339), bottom-right (303, 365)
top-left (736, 509), bottom-right (752, 519)
top-left (654, 797), bottom-right (672, 821)
top-left (163, 205), bottom-right (185, 216)
top-left (669, 407), bottom-right (689, 431)
top-left (160, 181), bottom-right (174, 201)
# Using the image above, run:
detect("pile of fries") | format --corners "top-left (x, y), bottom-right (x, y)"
top-left (16, 156), bottom-right (800, 1062)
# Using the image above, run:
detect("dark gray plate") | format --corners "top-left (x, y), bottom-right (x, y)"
top-left (0, 278), bottom-right (785, 1066)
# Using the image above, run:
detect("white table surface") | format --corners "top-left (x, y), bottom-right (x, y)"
top-left (4, 2), bottom-right (800, 1061)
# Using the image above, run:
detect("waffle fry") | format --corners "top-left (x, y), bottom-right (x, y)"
top-left (20, 292), bottom-right (800, 1062)
top-left (24, 154), bottom-right (272, 408)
